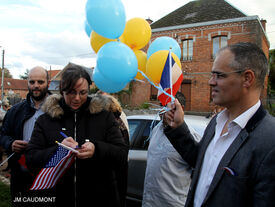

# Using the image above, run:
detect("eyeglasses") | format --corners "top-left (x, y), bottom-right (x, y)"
top-left (65, 90), bottom-right (88, 97)
top-left (209, 69), bottom-right (246, 80)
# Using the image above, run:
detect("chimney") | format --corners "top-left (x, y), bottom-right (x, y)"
top-left (146, 18), bottom-right (153, 25)
top-left (260, 19), bottom-right (266, 31)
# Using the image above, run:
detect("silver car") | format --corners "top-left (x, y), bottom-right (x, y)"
top-left (126, 114), bottom-right (209, 205)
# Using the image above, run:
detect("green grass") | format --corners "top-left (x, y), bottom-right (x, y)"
top-left (0, 181), bottom-right (11, 207)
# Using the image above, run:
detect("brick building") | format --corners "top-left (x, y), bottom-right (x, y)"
top-left (1, 78), bottom-right (28, 98)
top-left (126, 0), bottom-right (269, 113)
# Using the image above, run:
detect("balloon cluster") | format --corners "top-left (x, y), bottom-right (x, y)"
top-left (85, 0), bottom-right (182, 93)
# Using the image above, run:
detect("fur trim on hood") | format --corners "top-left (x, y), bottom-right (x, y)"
top-left (42, 93), bottom-right (123, 119)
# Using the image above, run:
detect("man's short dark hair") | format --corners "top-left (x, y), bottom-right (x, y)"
top-left (219, 42), bottom-right (268, 88)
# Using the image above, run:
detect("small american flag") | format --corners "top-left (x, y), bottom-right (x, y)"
top-left (30, 146), bottom-right (75, 190)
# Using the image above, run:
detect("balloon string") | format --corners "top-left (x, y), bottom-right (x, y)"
top-left (137, 69), bottom-right (175, 102)
top-left (134, 79), bottom-right (146, 83)
top-left (143, 104), bottom-right (171, 146)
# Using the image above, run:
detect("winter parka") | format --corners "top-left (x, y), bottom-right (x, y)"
top-left (25, 94), bottom-right (129, 207)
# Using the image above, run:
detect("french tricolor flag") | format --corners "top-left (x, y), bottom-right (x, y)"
top-left (158, 52), bottom-right (183, 106)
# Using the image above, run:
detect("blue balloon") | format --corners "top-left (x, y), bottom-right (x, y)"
top-left (84, 20), bottom-right (92, 37)
top-left (147, 36), bottom-right (181, 60)
top-left (97, 41), bottom-right (138, 84)
top-left (85, 0), bottom-right (126, 39)
top-left (93, 67), bottom-right (127, 93)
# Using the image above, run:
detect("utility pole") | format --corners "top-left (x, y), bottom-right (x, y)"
top-left (50, 65), bottom-right (52, 80)
top-left (1, 49), bottom-right (4, 109)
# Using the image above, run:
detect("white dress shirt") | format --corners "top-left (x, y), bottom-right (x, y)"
top-left (194, 100), bottom-right (260, 207)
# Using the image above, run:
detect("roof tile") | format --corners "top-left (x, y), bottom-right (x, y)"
top-left (151, 0), bottom-right (246, 29)
top-left (3, 78), bottom-right (28, 90)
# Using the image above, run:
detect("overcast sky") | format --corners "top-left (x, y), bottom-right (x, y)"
top-left (0, 0), bottom-right (274, 78)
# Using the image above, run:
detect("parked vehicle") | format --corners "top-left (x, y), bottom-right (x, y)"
top-left (126, 114), bottom-right (209, 204)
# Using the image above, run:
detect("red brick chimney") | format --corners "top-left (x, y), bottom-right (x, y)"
top-left (260, 19), bottom-right (266, 31)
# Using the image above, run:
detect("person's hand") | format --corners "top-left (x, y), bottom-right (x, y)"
top-left (76, 141), bottom-right (95, 159)
top-left (61, 137), bottom-right (78, 149)
top-left (12, 140), bottom-right (28, 153)
top-left (164, 99), bottom-right (184, 128)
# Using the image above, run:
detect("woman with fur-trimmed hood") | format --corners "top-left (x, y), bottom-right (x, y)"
top-left (25, 65), bottom-right (129, 207)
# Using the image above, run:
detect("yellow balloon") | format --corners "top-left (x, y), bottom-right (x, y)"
top-left (133, 50), bottom-right (147, 80)
top-left (90, 31), bottom-right (116, 53)
top-left (119, 34), bottom-right (125, 44)
top-left (120, 18), bottom-right (151, 50)
top-left (146, 50), bottom-right (182, 84)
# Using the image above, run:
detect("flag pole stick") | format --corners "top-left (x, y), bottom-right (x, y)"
top-left (169, 48), bottom-right (175, 104)
top-left (0, 152), bottom-right (15, 167)
top-left (55, 141), bottom-right (79, 154)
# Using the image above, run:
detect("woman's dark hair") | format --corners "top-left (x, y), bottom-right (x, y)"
top-left (59, 63), bottom-right (92, 95)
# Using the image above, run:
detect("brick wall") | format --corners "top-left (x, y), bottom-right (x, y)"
top-left (130, 80), bottom-right (151, 107)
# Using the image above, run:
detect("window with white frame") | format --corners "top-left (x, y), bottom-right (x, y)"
top-left (182, 39), bottom-right (193, 61)
top-left (212, 36), bottom-right (227, 58)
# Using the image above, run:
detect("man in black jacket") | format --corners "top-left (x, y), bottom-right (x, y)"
top-left (165, 42), bottom-right (275, 206)
top-left (0, 66), bottom-right (50, 206)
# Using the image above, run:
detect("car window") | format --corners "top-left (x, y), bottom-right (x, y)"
top-left (140, 121), bottom-right (152, 150)
top-left (132, 120), bottom-right (160, 150)
top-left (128, 120), bottom-right (142, 143)
top-left (128, 115), bottom-right (207, 152)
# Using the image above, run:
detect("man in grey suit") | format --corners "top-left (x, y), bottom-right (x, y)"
top-left (164, 42), bottom-right (275, 207)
